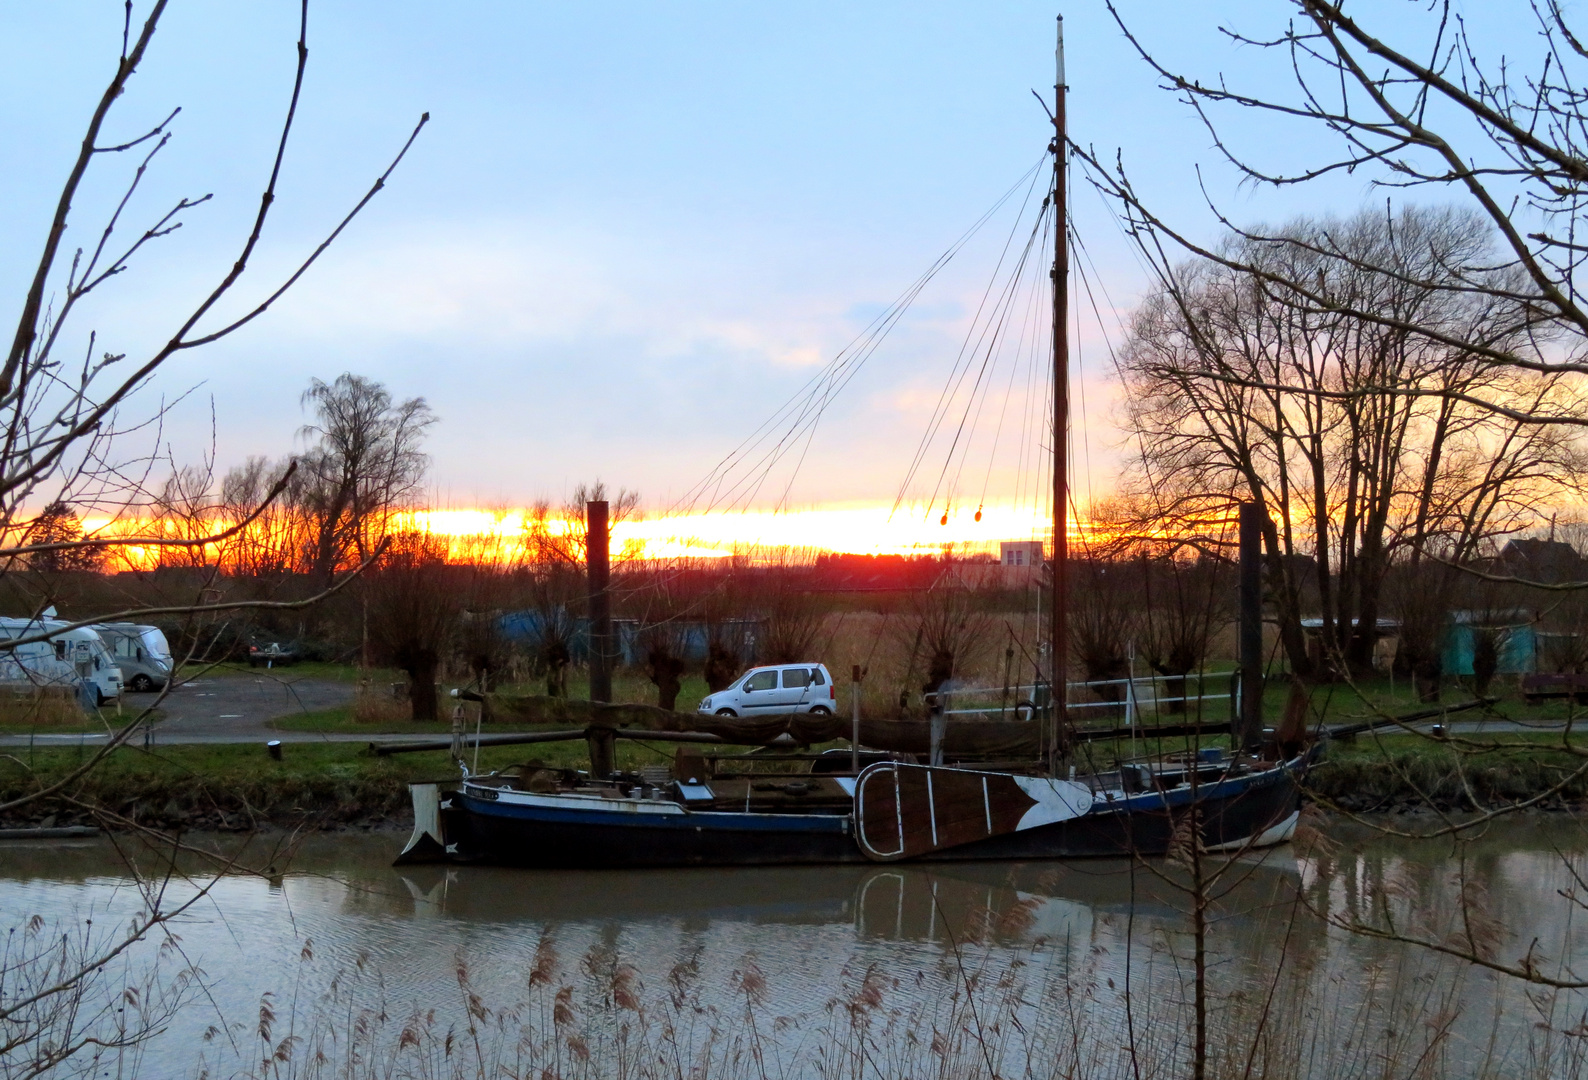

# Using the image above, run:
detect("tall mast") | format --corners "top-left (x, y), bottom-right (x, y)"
top-left (1050, 15), bottom-right (1069, 765)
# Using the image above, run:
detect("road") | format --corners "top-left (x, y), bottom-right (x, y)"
top-left (0, 672), bottom-right (374, 747)
top-left (0, 675), bottom-right (1574, 749)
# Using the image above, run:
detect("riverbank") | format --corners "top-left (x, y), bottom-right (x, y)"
top-left (2, 736), bottom-right (1585, 832)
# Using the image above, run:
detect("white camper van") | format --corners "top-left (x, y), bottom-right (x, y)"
top-left (93, 623), bottom-right (173, 692)
top-left (0, 618), bottom-right (122, 705)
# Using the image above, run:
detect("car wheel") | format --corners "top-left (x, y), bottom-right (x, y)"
top-left (808, 705), bottom-right (832, 716)
top-left (715, 708), bottom-right (738, 717)
top-left (130, 674), bottom-right (154, 692)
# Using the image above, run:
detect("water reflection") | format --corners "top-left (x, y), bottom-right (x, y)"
top-left (2, 822), bottom-right (1586, 1079)
top-left (377, 844), bottom-right (1301, 944)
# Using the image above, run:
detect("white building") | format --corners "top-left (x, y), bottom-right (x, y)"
top-left (999, 541), bottom-right (1045, 569)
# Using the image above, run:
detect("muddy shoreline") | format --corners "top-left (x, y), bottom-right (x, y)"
top-left (4, 754), bottom-right (1585, 834)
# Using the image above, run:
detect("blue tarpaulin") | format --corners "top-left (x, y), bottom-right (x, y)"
top-left (495, 610), bottom-right (762, 667)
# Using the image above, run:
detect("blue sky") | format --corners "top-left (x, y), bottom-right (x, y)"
top-left (0, 1), bottom-right (1528, 523)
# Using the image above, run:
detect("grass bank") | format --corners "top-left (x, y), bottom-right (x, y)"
top-left (1308, 731), bottom-right (1588, 810)
top-left (0, 738), bottom-right (697, 831)
top-left (6, 729), bottom-right (1588, 834)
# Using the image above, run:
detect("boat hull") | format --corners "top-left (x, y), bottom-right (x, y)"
top-left (407, 755), bottom-right (1309, 869)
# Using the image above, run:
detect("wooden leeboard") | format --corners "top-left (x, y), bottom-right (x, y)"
top-left (852, 763), bottom-right (1094, 862)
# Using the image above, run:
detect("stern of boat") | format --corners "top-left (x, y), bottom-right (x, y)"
top-left (394, 781), bottom-right (464, 865)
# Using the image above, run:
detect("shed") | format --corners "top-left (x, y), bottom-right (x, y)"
top-left (1440, 610), bottom-right (1538, 676)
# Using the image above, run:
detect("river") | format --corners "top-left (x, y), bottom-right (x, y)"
top-left (3, 817), bottom-right (1587, 1079)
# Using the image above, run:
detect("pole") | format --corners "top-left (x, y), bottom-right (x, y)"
top-left (1238, 502), bottom-right (1266, 751)
top-left (586, 500), bottom-right (612, 704)
top-left (1049, 15), bottom-right (1070, 773)
top-left (851, 664), bottom-right (862, 774)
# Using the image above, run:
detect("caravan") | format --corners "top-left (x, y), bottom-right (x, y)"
top-left (0, 618), bottom-right (122, 705)
top-left (93, 623), bottom-right (174, 691)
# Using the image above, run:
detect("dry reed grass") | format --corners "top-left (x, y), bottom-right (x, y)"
top-left (0, 684), bottom-right (90, 726)
top-left (191, 906), bottom-right (1588, 1080)
top-left (350, 688), bottom-right (415, 726)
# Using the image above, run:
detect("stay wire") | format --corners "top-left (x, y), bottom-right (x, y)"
top-left (890, 162), bottom-right (1049, 518)
top-left (978, 219), bottom-right (1049, 517)
top-left (672, 158), bottom-right (1047, 520)
top-left (926, 201), bottom-right (1050, 524)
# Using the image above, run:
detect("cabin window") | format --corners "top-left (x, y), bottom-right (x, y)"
top-left (744, 670), bottom-right (778, 693)
top-left (809, 668), bottom-right (826, 686)
top-left (782, 668), bottom-right (811, 689)
top-left (53, 641), bottom-right (66, 661)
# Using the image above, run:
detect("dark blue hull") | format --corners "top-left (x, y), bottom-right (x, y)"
top-left (419, 755), bottom-right (1309, 869)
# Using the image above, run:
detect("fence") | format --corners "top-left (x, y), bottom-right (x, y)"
top-left (928, 669), bottom-right (1236, 727)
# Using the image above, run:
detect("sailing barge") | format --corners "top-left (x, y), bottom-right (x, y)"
top-left (394, 705), bottom-right (1313, 869)
top-left (395, 16), bottom-right (1317, 871)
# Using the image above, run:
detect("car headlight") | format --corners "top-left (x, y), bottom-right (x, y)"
top-left (700, 697), bottom-right (712, 710)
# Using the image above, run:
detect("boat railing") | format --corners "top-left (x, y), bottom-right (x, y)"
top-left (930, 670), bottom-right (1236, 726)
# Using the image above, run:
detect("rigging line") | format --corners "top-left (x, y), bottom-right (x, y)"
top-left (687, 263), bottom-right (940, 513)
top-left (890, 163), bottom-right (1049, 519)
top-left (928, 204), bottom-right (1049, 521)
top-left (978, 219), bottom-right (1049, 515)
top-left (688, 249), bottom-right (955, 513)
top-left (1011, 219), bottom-right (1052, 531)
top-left (674, 159), bottom-right (1045, 517)
top-left (684, 202), bottom-right (992, 506)
top-left (941, 209), bottom-right (1050, 518)
top-left (700, 205), bottom-right (1007, 516)
top-left (1070, 232), bottom-right (1096, 519)
top-left (1071, 220), bottom-right (1127, 375)
top-left (711, 272), bottom-right (945, 514)
top-left (1072, 250), bottom-right (1123, 531)
top-left (895, 172), bottom-right (1045, 522)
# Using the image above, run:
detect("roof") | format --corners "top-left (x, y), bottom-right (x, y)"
top-left (1498, 538), bottom-right (1585, 584)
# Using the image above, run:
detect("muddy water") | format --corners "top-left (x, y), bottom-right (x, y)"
top-left (3, 820), bottom-right (1588, 1078)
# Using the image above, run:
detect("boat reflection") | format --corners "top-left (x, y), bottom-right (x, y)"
top-left (391, 849), bottom-right (1303, 944)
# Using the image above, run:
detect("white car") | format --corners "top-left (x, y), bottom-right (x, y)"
top-left (698, 663), bottom-right (837, 717)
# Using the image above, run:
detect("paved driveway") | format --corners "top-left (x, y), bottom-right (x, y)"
top-left (0, 672), bottom-right (363, 747)
top-left (143, 673), bottom-right (358, 742)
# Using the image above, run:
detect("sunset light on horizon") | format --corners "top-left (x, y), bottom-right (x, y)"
top-left (409, 501), bottom-right (1055, 560)
top-left (83, 501), bottom-right (1061, 568)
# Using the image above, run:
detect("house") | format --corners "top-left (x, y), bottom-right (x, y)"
top-left (999, 540), bottom-right (1044, 569)
top-left (991, 540), bottom-right (1042, 585)
top-left (1496, 538), bottom-right (1585, 584)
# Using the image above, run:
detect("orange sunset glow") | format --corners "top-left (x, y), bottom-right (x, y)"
top-left (83, 501), bottom-right (1065, 568)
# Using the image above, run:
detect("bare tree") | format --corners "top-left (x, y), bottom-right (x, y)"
top-left (901, 582), bottom-right (993, 708)
top-left (1089, 1), bottom-right (1588, 433)
top-left (0, 3), bottom-right (424, 1071)
top-left (1115, 207), bottom-right (1581, 678)
top-left (1070, 556), bottom-right (1139, 703)
top-left (365, 532), bottom-right (459, 722)
top-left (1083, 0), bottom-right (1588, 1011)
top-left (688, 555), bottom-right (752, 692)
top-left (1138, 547), bottom-right (1232, 713)
top-left (218, 456), bottom-right (307, 581)
top-left (297, 374), bottom-right (435, 587)
top-left (758, 567), bottom-right (826, 665)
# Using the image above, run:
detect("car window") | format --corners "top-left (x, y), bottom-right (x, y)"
top-left (810, 668), bottom-right (826, 686)
top-left (744, 670), bottom-right (778, 692)
top-left (782, 668), bottom-right (811, 689)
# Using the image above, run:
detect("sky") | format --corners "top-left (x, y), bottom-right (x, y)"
top-left (0, 2), bottom-right (1540, 554)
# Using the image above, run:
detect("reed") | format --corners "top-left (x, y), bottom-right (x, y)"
top-left (187, 902), bottom-right (1588, 1080)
